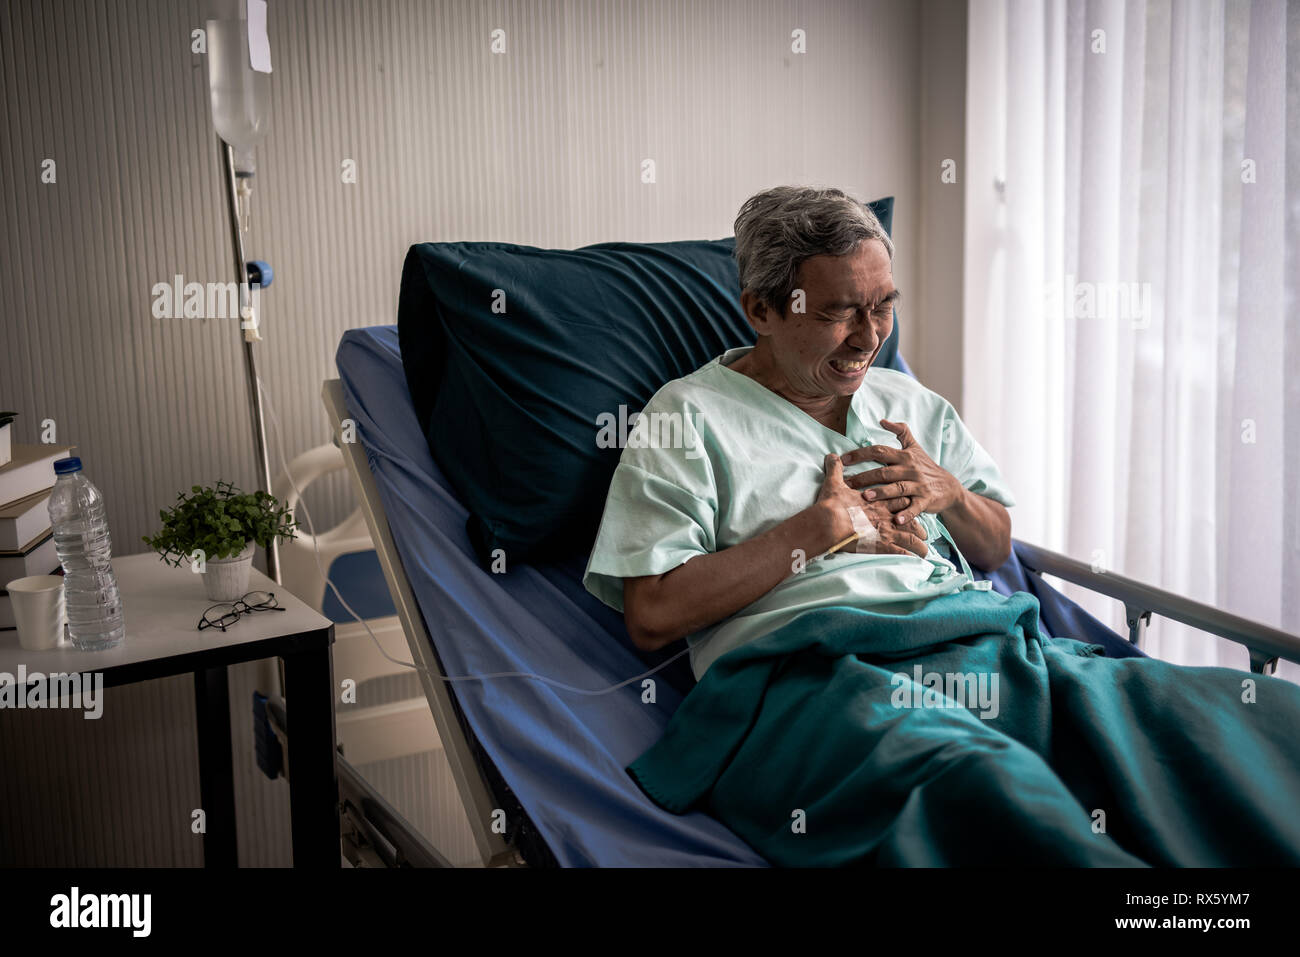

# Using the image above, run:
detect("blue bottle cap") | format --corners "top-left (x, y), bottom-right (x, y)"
top-left (53, 456), bottom-right (82, 474)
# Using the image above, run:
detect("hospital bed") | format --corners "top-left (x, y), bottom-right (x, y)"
top-left (314, 232), bottom-right (1300, 868)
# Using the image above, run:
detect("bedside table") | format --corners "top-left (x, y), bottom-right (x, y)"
top-left (0, 552), bottom-right (337, 868)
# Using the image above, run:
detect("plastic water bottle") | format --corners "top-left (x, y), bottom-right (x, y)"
top-left (47, 457), bottom-right (125, 650)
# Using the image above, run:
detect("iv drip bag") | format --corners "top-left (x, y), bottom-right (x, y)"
top-left (206, 1), bottom-right (271, 172)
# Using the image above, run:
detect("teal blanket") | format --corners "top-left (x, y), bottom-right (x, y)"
top-left (628, 589), bottom-right (1300, 866)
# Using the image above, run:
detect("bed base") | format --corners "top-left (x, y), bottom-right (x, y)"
top-left (320, 376), bottom-right (1300, 868)
top-left (337, 755), bottom-right (453, 867)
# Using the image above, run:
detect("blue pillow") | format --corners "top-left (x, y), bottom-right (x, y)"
top-left (398, 197), bottom-right (899, 565)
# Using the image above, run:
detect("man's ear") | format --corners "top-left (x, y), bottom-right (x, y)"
top-left (740, 289), bottom-right (783, 334)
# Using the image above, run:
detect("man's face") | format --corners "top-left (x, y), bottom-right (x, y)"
top-left (754, 239), bottom-right (897, 400)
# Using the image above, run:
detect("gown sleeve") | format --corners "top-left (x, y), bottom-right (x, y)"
top-left (583, 385), bottom-right (719, 612)
top-left (936, 399), bottom-right (1017, 508)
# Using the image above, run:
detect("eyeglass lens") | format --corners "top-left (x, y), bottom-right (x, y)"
top-left (198, 592), bottom-right (283, 631)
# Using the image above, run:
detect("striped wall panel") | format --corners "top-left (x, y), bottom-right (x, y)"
top-left (0, 0), bottom-right (922, 865)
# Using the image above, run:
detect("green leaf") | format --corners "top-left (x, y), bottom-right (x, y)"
top-left (143, 481), bottom-right (296, 562)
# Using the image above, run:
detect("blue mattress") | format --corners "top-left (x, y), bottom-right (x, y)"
top-left (337, 325), bottom-right (765, 866)
top-left (335, 325), bottom-right (1137, 868)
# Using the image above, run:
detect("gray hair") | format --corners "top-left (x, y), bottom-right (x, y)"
top-left (733, 186), bottom-right (894, 313)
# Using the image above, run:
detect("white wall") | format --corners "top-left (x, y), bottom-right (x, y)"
top-left (0, 0), bottom-right (943, 864)
top-left (916, 0), bottom-right (968, 406)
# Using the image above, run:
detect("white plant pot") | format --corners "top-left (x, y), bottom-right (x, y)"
top-left (204, 541), bottom-right (256, 602)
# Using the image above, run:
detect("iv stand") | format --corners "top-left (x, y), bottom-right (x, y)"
top-left (218, 137), bottom-right (278, 584)
top-left (218, 136), bottom-right (285, 701)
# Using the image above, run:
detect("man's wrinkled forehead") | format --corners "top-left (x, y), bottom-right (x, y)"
top-left (795, 241), bottom-right (895, 305)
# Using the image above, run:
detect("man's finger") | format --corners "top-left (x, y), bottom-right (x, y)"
top-left (894, 497), bottom-right (934, 525)
top-left (842, 445), bottom-right (905, 466)
top-left (821, 453), bottom-right (847, 496)
top-left (885, 496), bottom-right (911, 514)
top-left (893, 530), bottom-right (928, 558)
top-left (863, 480), bottom-right (917, 502)
top-left (845, 466), bottom-right (904, 489)
top-left (880, 418), bottom-right (918, 449)
top-left (880, 526), bottom-right (928, 558)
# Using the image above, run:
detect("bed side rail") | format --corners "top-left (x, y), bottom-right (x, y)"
top-left (1014, 539), bottom-right (1300, 674)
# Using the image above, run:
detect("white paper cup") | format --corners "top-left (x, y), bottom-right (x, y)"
top-left (6, 575), bottom-right (66, 651)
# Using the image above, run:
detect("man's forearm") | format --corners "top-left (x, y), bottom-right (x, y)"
top-left (939, 487), bottom-right (1012, 572)
top-left (623, 501), bottom-right (848, 651)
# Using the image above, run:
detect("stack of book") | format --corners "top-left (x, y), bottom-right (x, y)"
top-left (0, 428), bottom-right (74, 630)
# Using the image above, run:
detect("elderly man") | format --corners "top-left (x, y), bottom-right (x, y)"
top-left (581, 186), bottom-right (1300, 867)
top-left (585, 186), bottom-right (1013, 680)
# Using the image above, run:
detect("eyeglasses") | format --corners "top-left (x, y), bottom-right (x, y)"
top-left (198, 590), bottom-right (286, 632)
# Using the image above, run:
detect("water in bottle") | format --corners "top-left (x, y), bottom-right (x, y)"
top-left (47, 457), bottom-right (125, 650)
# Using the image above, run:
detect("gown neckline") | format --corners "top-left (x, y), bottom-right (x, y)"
top-left (715, 346), bottom-right (873, 443)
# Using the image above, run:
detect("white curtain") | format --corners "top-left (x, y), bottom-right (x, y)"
top-left (964, 0), bottom-right (1300, 682)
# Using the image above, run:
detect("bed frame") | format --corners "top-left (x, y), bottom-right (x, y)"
top-left (323, 377), bottom-right (522, 868)
top-left (320, 376), bottom-right (1300, 868)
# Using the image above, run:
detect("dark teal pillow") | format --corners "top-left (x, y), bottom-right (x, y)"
top-left (398, 197), bottom-right (899, 565)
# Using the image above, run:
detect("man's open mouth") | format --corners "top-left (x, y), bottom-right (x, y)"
top-left (829, 357), bottom-right (869, 374)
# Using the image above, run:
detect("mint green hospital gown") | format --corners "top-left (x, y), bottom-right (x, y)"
top-left (583, 346), bottom-right (1017, 680)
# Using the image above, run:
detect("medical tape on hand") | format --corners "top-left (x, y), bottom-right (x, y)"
top-left (847, 505), bottom-right (878, 548)
top-left (813, 505), bottom-right (878, 562)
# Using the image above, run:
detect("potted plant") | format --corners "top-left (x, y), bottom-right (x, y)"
top-left (142, 480), bottom-right (298, 602)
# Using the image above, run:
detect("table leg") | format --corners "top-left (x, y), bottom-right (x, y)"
top-left (193, 665), bottom-right (238, 868)
top-left (282, 641), bottom-right (340, 867)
